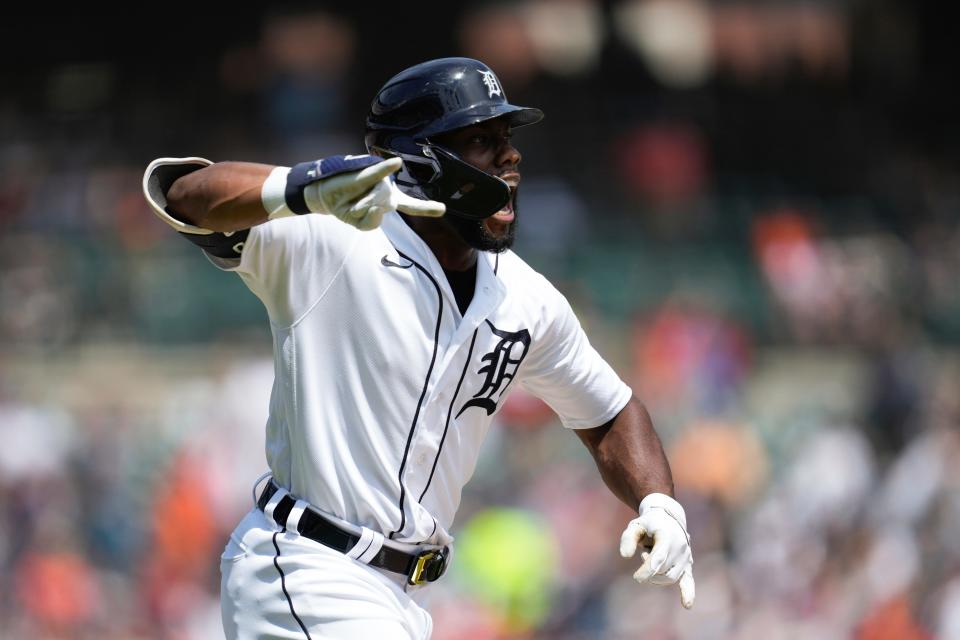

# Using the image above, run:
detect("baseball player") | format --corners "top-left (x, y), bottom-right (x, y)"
top-left (142, 57), bottom-right (694, 639)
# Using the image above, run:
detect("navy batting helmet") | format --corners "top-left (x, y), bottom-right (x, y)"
top-left (365, 58), bottom-right (543, 220)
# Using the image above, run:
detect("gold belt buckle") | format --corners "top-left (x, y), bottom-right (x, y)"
top-left (408, 550), bottom-right (441, 586)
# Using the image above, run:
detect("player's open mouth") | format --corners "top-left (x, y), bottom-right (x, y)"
top-left (491, 181), bottom-right (518, 223)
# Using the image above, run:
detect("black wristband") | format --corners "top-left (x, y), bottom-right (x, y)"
top-left (284, 161), bottom-right (318, 215)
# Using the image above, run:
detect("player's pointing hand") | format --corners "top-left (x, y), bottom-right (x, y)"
top-left (302, 155), bottom-right (445, 231)
top-left (620, 493), bottom-right (695, 609)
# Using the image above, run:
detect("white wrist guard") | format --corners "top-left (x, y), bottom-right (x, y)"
top-left (639, 493), bottom-right (689, 532)
top-left (261, 166), bottom-right (294, 220)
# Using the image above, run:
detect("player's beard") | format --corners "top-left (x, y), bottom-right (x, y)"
top-left (444, 188), bottom-right (518, 253)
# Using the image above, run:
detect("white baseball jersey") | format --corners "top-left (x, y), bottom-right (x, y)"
top-left (160, 167), bottom-right (632, 546)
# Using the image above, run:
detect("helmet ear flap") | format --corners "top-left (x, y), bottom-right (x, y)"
top-left (373, 143), bottom-right (511, 220)
top-left (422, 145), bottom-right (511, 220)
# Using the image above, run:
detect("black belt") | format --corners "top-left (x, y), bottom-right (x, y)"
top-left (257, 481), bottom-right (448, 585)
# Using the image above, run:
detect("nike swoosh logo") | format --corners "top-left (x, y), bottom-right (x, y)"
top-left (381, 254), bottom-right (412, 269)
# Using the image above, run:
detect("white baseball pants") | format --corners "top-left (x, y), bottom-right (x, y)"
top-left (220, 508), bottom-right (433, 639)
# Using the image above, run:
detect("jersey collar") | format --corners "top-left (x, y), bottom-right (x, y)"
top-left (380, 212), bottom-right (506, 319)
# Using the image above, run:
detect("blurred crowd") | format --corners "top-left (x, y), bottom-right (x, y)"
top-left (1, 2), bottom-right (958, 638)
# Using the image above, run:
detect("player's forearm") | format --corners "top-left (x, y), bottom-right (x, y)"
top-left (578, 397), bottom-right (674, 511)
top-left (166, 161), bottom-right (276, 232)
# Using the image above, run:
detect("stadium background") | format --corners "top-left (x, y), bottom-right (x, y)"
top-left (1, 2), bottom-right (958, 638)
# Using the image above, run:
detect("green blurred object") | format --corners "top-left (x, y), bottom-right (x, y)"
top-left (453, 508), bottom-right (558, 632)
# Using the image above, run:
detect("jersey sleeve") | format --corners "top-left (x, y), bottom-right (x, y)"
top-left (214, 214), bottom-right (361, 327)
top-left (143, 156), bottom-right (360, 327)
top-left (520, 284), bottom-right (632, 429)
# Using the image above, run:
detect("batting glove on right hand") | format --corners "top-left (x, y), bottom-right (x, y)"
top-left (620, 492), bottom-right (695, 609)
top-left (303, 156), bottom-right (445, 230)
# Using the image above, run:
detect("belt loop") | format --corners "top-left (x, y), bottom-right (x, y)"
top-left (357, 531), bottom-right (385, 564)
top-left (263, 486), bottom-right (289, 522)
top-left (345, 527), bottom-right (384, 565)
top-left (251, 471), bottom-right (272, 507)
top-left (285, 499), bottom-right (309, 533)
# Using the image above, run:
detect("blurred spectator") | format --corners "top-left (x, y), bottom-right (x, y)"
top-left (15, 550), bottom-right (102, 635)
top-left (615, 121), bottom-right (709, 212)
top-left (669, 419), bottom-right (768, 508)
top-left (451, 507), bottom-right (558, 635)
top-left (259, 9), bottom-right (356, 156)
top-left (630, 298), bottom-right (750, 420)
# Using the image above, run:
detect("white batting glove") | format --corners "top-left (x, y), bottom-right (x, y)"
top-left (620, 493), bottom-right (695, 609)
top-left (303, 157), bottom-right (444, 230)
top-left (262, 155), bottom-right (445, 231)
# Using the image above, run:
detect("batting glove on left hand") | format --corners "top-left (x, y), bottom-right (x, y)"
top-left (620, 493), bottom-right (695, 609)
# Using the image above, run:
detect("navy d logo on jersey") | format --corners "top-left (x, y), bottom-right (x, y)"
top-left (457, 320), bottom-right (530, 417)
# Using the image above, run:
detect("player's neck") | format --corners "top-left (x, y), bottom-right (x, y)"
top-left (402, 215), bottom-right (478, 272)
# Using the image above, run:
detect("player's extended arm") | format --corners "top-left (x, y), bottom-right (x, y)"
top-left (146, 155), bottom-right (445, 237)
top-left (167, 161), bottom-right (275, 232)
top-left (576, 396), bottom-right (696, 609)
